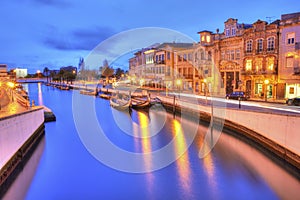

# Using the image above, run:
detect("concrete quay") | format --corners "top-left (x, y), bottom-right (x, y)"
top-left (158, 95), bottom-right (300, 173)
top-left (0, 106), bottom-right (45, 197)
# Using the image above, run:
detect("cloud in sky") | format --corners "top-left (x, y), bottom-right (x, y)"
top-left (42, 26), bottom-right (116, 51)
top-left (0, 0), bottom-right (299, 72)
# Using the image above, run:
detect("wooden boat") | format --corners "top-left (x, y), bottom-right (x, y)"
top-left (131, 97), bottom-right (151, 109)
top-left (110, 97), bottom-right (131, 110)
top-left (80, 90), bottom-right (97, 96)
top-left (99, 93), bottom-right (111, 100)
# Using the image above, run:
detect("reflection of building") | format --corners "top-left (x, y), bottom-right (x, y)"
top-left (0, 64), bottom-right (8, 78)
top-left (279, 12), bottom-right (300, 99)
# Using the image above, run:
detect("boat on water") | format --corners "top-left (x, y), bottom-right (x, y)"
top-left (110, 98), bottom-right (131, 110)
top-left (80, 90), bottom-right (97, 96)
top-left (131, 97), bottom-right (151, 109)
top-left (99, 93), bottom-right (111, 100)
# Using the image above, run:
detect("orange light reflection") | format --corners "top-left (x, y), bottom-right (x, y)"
top-left (172, 119), bottom-right (191, 196)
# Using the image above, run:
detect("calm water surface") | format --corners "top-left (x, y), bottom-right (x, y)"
top-left (4, 83), bottom-right (300, 200)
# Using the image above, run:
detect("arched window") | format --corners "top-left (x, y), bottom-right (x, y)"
top-left (246, 40), bottom-right (252, 53)
top-left (267, 37), bottom-right (275, 51)
top-left (257, 39), bottom-right (263, 52)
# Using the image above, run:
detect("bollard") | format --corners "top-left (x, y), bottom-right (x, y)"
top-left (238, 97), bottom-right (241, 109)
top-left (173, 95), bottom-right (176, 117)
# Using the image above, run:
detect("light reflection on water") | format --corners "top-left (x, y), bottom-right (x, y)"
top-left (3, 83), bottom-right (299, 200)
top-left (171, 119), bottom-right (192, 199)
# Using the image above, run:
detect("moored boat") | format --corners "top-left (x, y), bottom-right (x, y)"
top-left (110, 97), bottom-right (131, 110)
top-left (131, 98), bottom-right (151, 109)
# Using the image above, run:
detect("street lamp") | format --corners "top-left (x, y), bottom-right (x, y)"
top-left (264, 79), bottom-right (269, 102)
top-left (204, 78), bottom-right (207, 104)
top-left (176, 79), bottom-right (182, 98)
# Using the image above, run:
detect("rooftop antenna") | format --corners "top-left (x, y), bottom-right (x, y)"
top-left (266, 16), bottom-right (275, 23)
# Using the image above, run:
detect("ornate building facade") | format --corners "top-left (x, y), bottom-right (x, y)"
top-left (279, 12), bottom-right (300, 99)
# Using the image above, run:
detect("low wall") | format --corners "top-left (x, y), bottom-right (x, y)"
top-left (0, 107), bottom-right (44, 196)
top-left (159, 95), bottom-right (300, 170)
top-left (223, 109), bottom-right (300, 169)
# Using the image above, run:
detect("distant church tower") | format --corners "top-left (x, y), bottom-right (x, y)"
top-left (78, 57), bottom-right (85, 71)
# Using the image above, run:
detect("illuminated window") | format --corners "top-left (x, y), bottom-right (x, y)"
top-left (246, 40), bottom-right (252, 52)
top-left (287, 33), bottom-right (295, 45)
top-left (267, 37), bottom-right (275, 51)
top-left (206, 35), bottom-right (211, 42)
top-left (255, 58), bottom-right (262, 71)
top-left (201, 35), bottom-right (205, 41)
top-left (267, 57), bottom-right (274, 71)
top-left (257, 39), bottom-right (263, 52)
top-left (246, 59), bottom-right (252, 71)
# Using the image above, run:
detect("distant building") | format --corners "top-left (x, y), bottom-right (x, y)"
top-left (0, 64), bottom-right (8, 78)
top-left (15, 68), bottom-right (28, 78)
top-left (60, 66), bottom-right (77, 74)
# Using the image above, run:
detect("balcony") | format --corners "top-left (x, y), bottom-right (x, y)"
top-left (241, 69), bottom-right (277, 75)
top-left (155, 60), bottom-right (165, 65)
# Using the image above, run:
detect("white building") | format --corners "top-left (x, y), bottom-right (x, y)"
top-left (15, 68), bottom-right (28, 78)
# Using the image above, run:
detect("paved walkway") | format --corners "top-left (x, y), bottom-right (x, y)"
top-left (0, 88), bottom-right (28, 118)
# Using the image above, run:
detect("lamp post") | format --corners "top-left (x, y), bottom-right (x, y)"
top-left (204, 78), bottom-right (207, 104)
top-left (264, 79), bottom-right (269, 102)
top-left (176, 79), bottom-right (182, 98)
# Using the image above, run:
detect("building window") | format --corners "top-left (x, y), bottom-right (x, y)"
top-left (287, 33), bottom-right (295, 45)
top-left (267, 57), bottom-right (274, 71)
top-left (226, 50), bottom-right (230, 60)
top-left (183, 54), bottom-right (187, 61)
top-left (230, 50), bottom-right (235, 60)
top-left (246, 40), bottom-right (252, 53)
top-left (267, 37), bottom-right (275, 51)
top-left (201, 35), bottom-right (205, 42)
top-left (221, 51), bottom-right (225, 60)
top-left (167, 52), bottom-right (170, 60)
top-left (255, 58), bottom-right (262, 72)
top-left (208, 51), bottom-right (212, 60)
top-left (289, 87), bottom-right (295, 94)
top-left (231, 28), bottom-right (236, 36)
top-left (201, 51), bottom-right (205, 60)
top-left (257, 39), bottom-right (263, 52)
top-left (178, 55), bottom-right (182, 62)
top-left (236, 50), bottom-right (240, 60)
top-left (286, 56), bottom-right (294, 68)
top-left (226, 29), bottom-right (230, 37)
top-left (246, 59), bottom-right (252, 71)
top-left (188, 53), bottom-right (192, 61)
top-left (206, 35), bottom-right (211, 43)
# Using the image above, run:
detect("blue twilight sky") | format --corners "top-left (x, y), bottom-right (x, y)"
top-left (0, 0), bottom-right (299, 73)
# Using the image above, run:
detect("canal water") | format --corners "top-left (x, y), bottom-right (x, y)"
top-left (4, 83), bottom-right (300, 200)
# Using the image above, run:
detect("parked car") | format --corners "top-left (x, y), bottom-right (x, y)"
top-left (286, 97), bottom-right (300, 106)
top-left (226, 91), bottom-right (249, 100)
